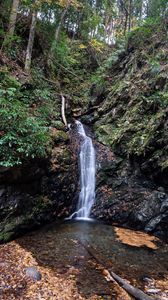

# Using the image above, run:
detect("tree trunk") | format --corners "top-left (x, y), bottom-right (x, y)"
top-left (54, 3), bottom-right (70, 42)
top-left (120, 0), bottom-right (129, 35)
top-left (8, 0), bottom-right (20, 36)
top-left (146, 1), bottom-right (149, 17)
top-left (25, 11), bottom-right (37, 72)
top-left (124, 11), bottom-right (128, 35)
top-left (47, 1), bottom-right (70, 67)
top-left (128, 0), bottom-right (132, 31)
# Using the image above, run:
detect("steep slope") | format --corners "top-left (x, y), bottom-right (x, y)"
top-left (0, 12), bottom-right (109, 242)
top-left (0, 55), bottom-right (79, 242)
top-left (87, 20), bottom-right (168, 238)
top-left (94, 20), bottom-right (168, 179)
top-left (0, 17), bottom-right (168, 242)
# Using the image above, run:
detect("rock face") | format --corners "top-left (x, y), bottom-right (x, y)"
top-left (91, 143), bottom-right (168, 240)
top-left (0, 129), bottom-right (78, 243)
top-left (88, 23), bottom-right (168, 240)
top-left (0, 22), bottom-right (168, 242)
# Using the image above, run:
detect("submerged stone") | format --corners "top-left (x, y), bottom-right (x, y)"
top-left (25, 266), bottom-right (42, 281)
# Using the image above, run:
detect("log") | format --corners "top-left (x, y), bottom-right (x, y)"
top-left (37, 75), bottom-right (68, 128)
top-left (79, 240), bottom-right (158, 300)
top-left (111, 272), bottom-right (157, 300)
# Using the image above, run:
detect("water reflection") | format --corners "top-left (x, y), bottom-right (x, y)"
top-left (17, 220), bottom-right (168, 298)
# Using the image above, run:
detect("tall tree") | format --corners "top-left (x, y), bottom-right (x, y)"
top-left (47, 0), bottom-right (80, 65)
top-left (25, 10), bottom-right (37, 72)
top-left (8, 0), bottom-right (20, 36)
top-left (54, 0), bottom-right (71, 42)
top-left (128, 0), bottom-right (132, 31)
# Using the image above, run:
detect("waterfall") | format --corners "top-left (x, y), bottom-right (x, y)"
top-left (69, 121), bottom-right (96, 220)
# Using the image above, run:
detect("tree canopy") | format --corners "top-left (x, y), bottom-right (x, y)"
top-left (0, 0), bottom-right (167, 166)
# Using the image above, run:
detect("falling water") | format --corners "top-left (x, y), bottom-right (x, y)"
top-left (69, 121), bottom-right (96, 219)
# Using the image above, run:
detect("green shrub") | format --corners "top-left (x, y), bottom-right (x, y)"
top-left (127, 18), bottom-right (162, 48)
top-left (0, 73), bottom-right (51, 167)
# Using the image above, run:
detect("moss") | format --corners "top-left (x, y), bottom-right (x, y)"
top-left (0, 231), bottom-right (15, 243)
top-left (56, 131), bottom-right (69, 143)
top-left (94, 21), bottom-right (167, 162)
top-left (58, 148), bottom-right (72, 165)
top-left (51, 120), bottom-right (65, 130)
top-left (127, 18), bottom-right (165, 49)
top-left (50, 128), bottom-right (69, 144)
top-left (4, 222), bottom-right (17, 232)
top-left (96, 102), bottom-right (165, 155)
top-left (159, 159), bottom-right (168, 170)
top-left (31, 196), bottom-right (52, 215)
top-left (95, 86), bottom-right (167, 157)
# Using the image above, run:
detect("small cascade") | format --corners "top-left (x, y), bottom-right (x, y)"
top-left (69, 120), bottom-right (96, 220)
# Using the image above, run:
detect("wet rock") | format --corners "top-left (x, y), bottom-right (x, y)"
top-left (145, 216), bottom-right (163, 232)
top-left (0, 188), bottom-right (5, 197)
top-left (0, 136), bottom-right (78, 243)
top-left (141, 276), bottom-right (153, 283)
top-left (92, 141), bottom-right (168, 239)
top-left (132, 192), bottom-right (161, 224)
top-left (147, 288), bottom-right (161, 294)
top-left (158, 187), bottom-right (165, 193)
top-left (160, 198), bottom-right (168, 213)
top-left (25, 266), bottom-right (42, 281)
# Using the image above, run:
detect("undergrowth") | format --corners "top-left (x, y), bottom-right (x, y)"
top-left (0, 70), bottom-right (58, 167)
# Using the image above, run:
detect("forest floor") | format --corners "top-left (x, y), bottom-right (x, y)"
top-left (0, 223), bottom-right (168, 300)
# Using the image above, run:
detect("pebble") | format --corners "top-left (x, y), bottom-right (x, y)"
top-left (25, 266), bottom-right (42, 281)
top-left (142, 276), bottom-right (153, 283)
top-left (147, 288), bottom-right (161, 294)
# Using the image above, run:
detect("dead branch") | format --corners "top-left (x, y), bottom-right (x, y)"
top-left (61, 92), bottom-right (67, 127)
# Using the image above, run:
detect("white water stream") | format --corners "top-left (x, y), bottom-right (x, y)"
top-left (69, 121), bottom-right (96, 220)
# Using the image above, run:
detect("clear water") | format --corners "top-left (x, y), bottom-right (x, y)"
top-left (18, 221), bottom-right (168, 298)
top-left (70, 121), bottom-right (96, 219)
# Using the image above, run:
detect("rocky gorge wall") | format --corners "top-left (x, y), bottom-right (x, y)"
top-left (92, 142), bottom-right (168, 240)
top-left (1, 113), bottom-right (168, 243)
top-left (0, 20), bottom-right (168, 243)
top-left (84, 21), bottom-right (168, 240)
top-left (0, 128), bottom-right (78, 243)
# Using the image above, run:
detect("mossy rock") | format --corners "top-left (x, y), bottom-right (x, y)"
top-left (0, 231), bottom-right (15, 243)
top-left (58, 148), bottom-right (72, 165)
top-left (32, 196), bottom-right (52, 213)
top-left (4, 222), bottom-right (17, 232)
top-left (50, 128), bottom-right (69, 144)
top-left (51, 120), bottom-right (65, 130)
top-left (95, 124), bottom-right (114, 146)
